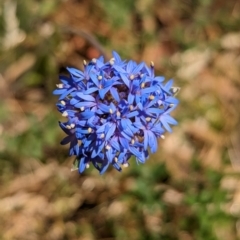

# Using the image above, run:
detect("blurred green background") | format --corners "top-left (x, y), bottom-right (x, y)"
top-left (0, 0), bottom-right (240, 239)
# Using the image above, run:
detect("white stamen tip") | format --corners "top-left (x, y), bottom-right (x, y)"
top-left (98, 75), bottom-right (102, 80)
top-left (86, 163), bottom-right (90, 169)
top-left (161, 135), bottom-right (165, 139)
top-left (150, 61), bottom-right (154, 67)
top-left (88, 127), bottom-right (92, 133)
top-left (100, 133), bottom-right (105, 139)
top-left (171, 87), bottom-right (180, 94)
top-left (105, 145), bottom-right (111, 150)
top-left (131, 139), bottom-right (135, 144)
top-left (56, 83), bottom-right (63, 88)
top-left (70, 123), bottom-right (75, 128)
top-left (117, 111), bottom-right (121, 117)
top-left (169, 104), bottom-right (174, 107)
top-left (146, 117), bottom-right (151, 122)
top-left (60, 100), bottom-right (66, 105)
top-left (83, 60), bottom-right (87, 66)
top-left (129, 105), bottom-right (134, 111)
top-left (109, 58), bottom-right (115, 65)
top-left (92, 58), bottom-right (97, 63)
top-left (109, 109), bottom-right (113, 114)
top-left (114, 157), bottom-right (118, 163)
top-left (130, 74), bottom-right (134, 80)
top-left (123, 163), bottom-right (129, 168)
top-left (149, 95), bottom-right (155, 100)
top-left (62, 111), bottom-right (68, 117)
top-left (141, 83), bottom-right (145, 88)
top-left (80, 107), bottom-right (85, 111)
top-left (170, 87), bottom-right (181, 96)
top-left (66, 125), bottom-right (71, 129)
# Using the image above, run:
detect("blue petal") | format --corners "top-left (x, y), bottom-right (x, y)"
top-left (110, 87), bottom-right (120, 102)
top-left (92, 159), bottom-right (101, 171)
top-left (113, 65), bottom-right (126, 73)
top-left (112, 51), bottom-right (122, 63)
top-left (98, 103), bottom-right (110, 113)
top-left (154, 76), bottom-right (165, 82)
top-left (132, 62), bottom-right (144, 74)
top-left (70, 98), bottom-right (80, 105)
top-left (162, 114), bottom-right (178, 125)
top-left (160, 116), bottom-right (172, 132)
top-left (143, 64), bottom-right (151, 76)
top-left (164, 79), bottom-right (174, 90)
top-left (60, 135), bottom-right (72, 145)
top-left (98, 55), bottom-right (104, 62)
top-left (120, 131), bottom-right (132, 140)
top-left (109, 102), bottom-right (117, 113)
top-left (161, 80), bottom-right (173, 94)
top-left (67, 67), bottom-right (84, 77)
top-left (100, 159), bottom-right (110, 175)
top-left (59, 75), bottom-right (71, 84)
top-left (96, 122), bottom-right (108, 133)
top-left (146, 108), bottom-right (164, 115)
top-left (89, 72), bottom-right (99, 86)
top-left (147, 98), bottom-right (158, 108)
top-left (77, 92), bottom-right (95, 102)
top-left (112, 162), bottom-right (122, 171)
top-left (53, 89), bottom-right (66, 95)
top-left (80, 110), bottom-right (95, 119)
top-left (121, 119), bottom-right (137, 135)
top-left (106, 148), bottom-right (114, 162)
top-left (96, 59), bottom-right (104, 68)
top-left (71, 140), bottom-right (79, 155)
top-left (164, 97), bottom-right (179, 104)
top-left (128, 93), bottom-right (135, 105)
top-left (74, 101), bottom-right (95, 108)
top-left (119, 137), bottom-right (129, 149)
top-left (110, 137), bottom-right (120, 151)
top-left (126, 60), bottom-right (135, 73)
top-left (151, 124), bottom-right (164, 135)
top-left (91, 142), bottom-right (105, 158)
top-left (119, 73), bottom-right (130, 87)
top-left (129, 146), bottom-right (142, 160)
top-left (84, 87), bottom-right (98, 94)
top-left (99, 86), bottom-right (111, 99)
top-left (136, 155), bottom-right (146, 164)
top-left (102, 79), bottom-right (115, 88)
top-left (59, 122), bottom-right (71, 135)
top-left (143, 130), bottom-right (148, 150)
top-left (141, 86), bottom-right (156, 95)
top-left (147, 131), bottom-right (158, 153)
top-left (120, 118), bottom-right (129, 129)
top-left (56, 103), bottom-right (65, 111)
top-left (60, 88), bottom-right (74, 100)
top-left (79, 157), bottom-right (87, 173)
top-left (105, 123), bottom-right (116, 140)
top-left (133, 121), bottom-right (143, 129)
top-left (126, 111), bottom-right (139, 118)
top-left (137, 102), bottom-right (143, 110)
top-left (76, 128), bottom-right (90, 134)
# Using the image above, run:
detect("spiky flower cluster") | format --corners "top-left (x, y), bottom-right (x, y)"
top-left (53, 51), bottom-right (179, 174)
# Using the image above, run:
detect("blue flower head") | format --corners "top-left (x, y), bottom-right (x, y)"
top-left (53, 51), bottom-right (179, 174)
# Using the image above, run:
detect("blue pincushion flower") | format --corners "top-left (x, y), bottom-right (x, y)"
top-left (53, 51), bottom-right (179, 174)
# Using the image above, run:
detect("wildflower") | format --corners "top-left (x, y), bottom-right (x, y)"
top-left (53, 51), bottom-right (179, 174)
